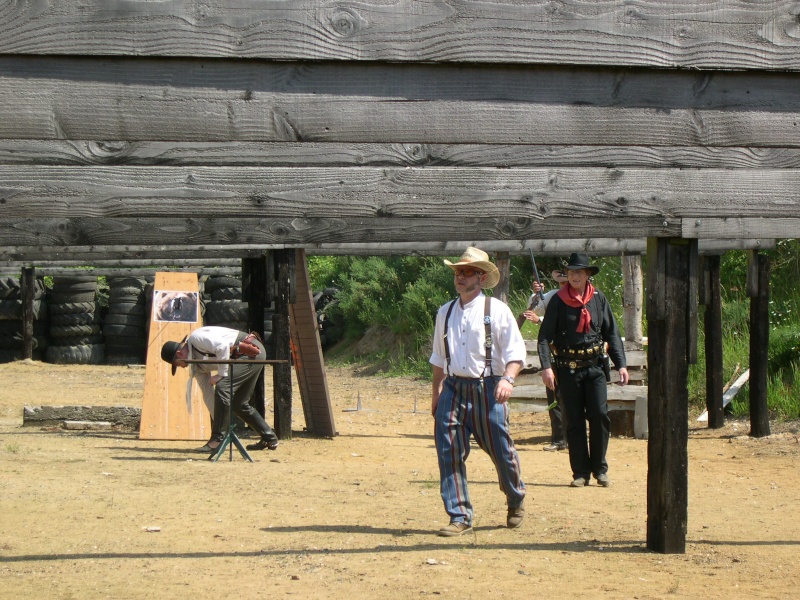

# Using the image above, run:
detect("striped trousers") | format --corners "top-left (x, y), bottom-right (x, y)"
top-left (434, 376), bottom-right (526, 526)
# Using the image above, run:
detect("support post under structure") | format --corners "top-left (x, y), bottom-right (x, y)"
top-left (272, 249), bottom-right (295, 440)
top-left (242, 256), bottom-right (268, 419)
top-left (20, 267), bottom-right (36, 360)
top-left (646, 237), bottom-right (696, 554)
top-left (748, 251), bottom-right (771, 438)
top-left (622, 253), bottom-right (644, 349)
top-left (702, 254), bottom-right (725, 429)
top-left (495, 251), bottom-right (510, 305)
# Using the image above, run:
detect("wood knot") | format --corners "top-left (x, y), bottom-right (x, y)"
top-left (400, 143), bottom-right (431, 165)
top-left (327, 7), bottom-right (367, 38)
top-left (85, 141), bottom-right (130, 162)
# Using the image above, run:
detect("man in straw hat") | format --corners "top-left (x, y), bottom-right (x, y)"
top-left (522, 269), bottom-right (570, 452)
top-left (429, 247), bottom-right (527, 536)
top-left (537, 253), bottom-right (628, 488)
top-left (161, 325), bottom-right (279, 454)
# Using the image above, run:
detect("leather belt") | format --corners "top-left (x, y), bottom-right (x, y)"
top-left (555, 356), bottom-right (601, 370)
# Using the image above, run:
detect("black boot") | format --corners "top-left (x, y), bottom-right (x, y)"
top-left (246, 437), bottom-right (279, 451)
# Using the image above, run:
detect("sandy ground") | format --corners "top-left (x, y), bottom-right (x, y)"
top-left (1, 359), bottom-right (799, 599)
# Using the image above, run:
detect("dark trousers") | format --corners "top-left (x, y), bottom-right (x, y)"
top-left (210, 339), bottom-right (278, 445)
top-left (546, 386), bottom-right (566, 445)
top-left (556, 364), bottom-right (610, 478)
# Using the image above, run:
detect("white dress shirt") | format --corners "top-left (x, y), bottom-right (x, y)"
top-left (429, 294), bottom-right (526, 378)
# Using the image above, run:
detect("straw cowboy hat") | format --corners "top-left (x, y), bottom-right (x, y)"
top-left (444, 247), bottom-right (500, 289)
top-left (564, 252), bottom-right (600, 276)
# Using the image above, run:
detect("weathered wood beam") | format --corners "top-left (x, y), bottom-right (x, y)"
top-left (0, 238), bottom-right (776, 262)
top-left (6, 141), bottom-right (800, 170)
top-left (3, 58), bottom-right (800, 145)
top-left (0, 259), bottom-right (241, 270)
top-left (1, 167), bottom-right (799, 248)
top-left (0, 246), bottom-right (269, 262)
top-left (0, 216), bottom-right (672, 246)
top-left (0, 267), bottom-right (242, 278)
top-left (1, 1), bottom-right (798, 70)
top-left (684, 218), bottom-right (800, 239)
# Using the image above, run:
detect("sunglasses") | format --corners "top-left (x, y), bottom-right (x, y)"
top-left (454, 268), bottom-right (484, 278)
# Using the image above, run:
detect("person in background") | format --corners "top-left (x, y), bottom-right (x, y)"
top-left (522, 270), bottom-right (569, 451)
top-left (537, 254), bottom-right (628, 487)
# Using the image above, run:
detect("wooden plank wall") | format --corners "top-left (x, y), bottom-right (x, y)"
top-left (1, 1), bottom-right (798, 259)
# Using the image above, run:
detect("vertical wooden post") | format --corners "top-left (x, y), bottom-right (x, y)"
top-left (748, 252), bottom-right (771, 438)
top-left (621, 253), bottom-right (644, 348)
top-left (495, 251), bottom-right (510, 304)
top-left (273, 249), bottom-right (295, 440)
top-left (243, 256), bottom-right (268, 419)
top-left (646, 238), bottom-right (693, 554)
top-left (20, 267), bottom-right (36, 360)
top-left (702, 254), bottom-right (725, 428)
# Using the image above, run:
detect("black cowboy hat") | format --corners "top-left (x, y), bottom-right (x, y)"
top-left (564, 253), bottom-right (600, 276)
top-left (160, 335), bottom-right (187, 375)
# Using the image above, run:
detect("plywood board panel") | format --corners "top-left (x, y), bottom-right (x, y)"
top-left (288, 249), bottom-right (336, 437)
top-left (140, 272), bottom-right (209, 440)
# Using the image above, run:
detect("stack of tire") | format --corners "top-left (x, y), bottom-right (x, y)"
top-left (0, 276), bottom-right (47, 363)
top-left (203, 276), bottom-right (248, 331)
top-left (46, 275), bottom-right (105, 365)
top-left (104, 276), bottom-right (149, 365)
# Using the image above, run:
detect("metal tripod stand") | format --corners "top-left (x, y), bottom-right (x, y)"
top-left (184, 357), bottom-right (286, 462)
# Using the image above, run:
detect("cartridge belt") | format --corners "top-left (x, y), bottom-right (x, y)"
top-left (552, 344), bottom-right (604, 358)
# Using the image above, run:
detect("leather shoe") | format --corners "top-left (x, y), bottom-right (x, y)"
top-left (246, 438), bottom-right (279, 451)
top-left (197, 439), bottom-right (221, 453)
top-left (570, 477), bottom-right (589, 487)
top-left (437, 522), bottom-right (472, 537)
top-left (507, 499), bottom-right (525, 529)
top-left (543, 442), bottom-right (566, 452)
top-left (596, 473), bottom-right (610, 487)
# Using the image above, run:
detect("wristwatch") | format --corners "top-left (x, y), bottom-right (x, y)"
top-left (500, 375), bottom-right (515, 385)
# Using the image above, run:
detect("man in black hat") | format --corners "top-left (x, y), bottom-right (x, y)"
top-left (161, 326), bottom-right (279, 453)
top-left (536, 254), bottom-right (628, 487)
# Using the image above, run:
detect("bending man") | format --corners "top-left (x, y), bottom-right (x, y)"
top-left (161, 326), bottom-right (279, 454)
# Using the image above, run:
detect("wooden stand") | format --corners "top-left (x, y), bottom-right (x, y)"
top-left (140, 272), bottom-right (207, 440)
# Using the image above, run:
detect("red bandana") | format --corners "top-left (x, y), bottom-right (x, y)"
top-left (557, 281), bottom-right (595, 333)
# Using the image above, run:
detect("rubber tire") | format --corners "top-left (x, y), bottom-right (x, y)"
top-left (49, 301), bottom-right (96, 315)
top-left (50, 323), bottom-right (102, 338)
top-left (45, 343), bottom-right (105, 365)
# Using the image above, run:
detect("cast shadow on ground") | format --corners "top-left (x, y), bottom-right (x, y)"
top-left (7, 429), bottom-right (139, 442)
top-left (0, 540), bottom-right (650, 565)
top-left (6, 537), bottom-right (797, 565)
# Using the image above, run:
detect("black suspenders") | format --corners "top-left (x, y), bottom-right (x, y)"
top-left (443, 295), bottom-right (494, 378)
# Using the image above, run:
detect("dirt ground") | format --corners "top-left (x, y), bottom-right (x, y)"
top-left (1, 360), bottom-right (799, 599)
